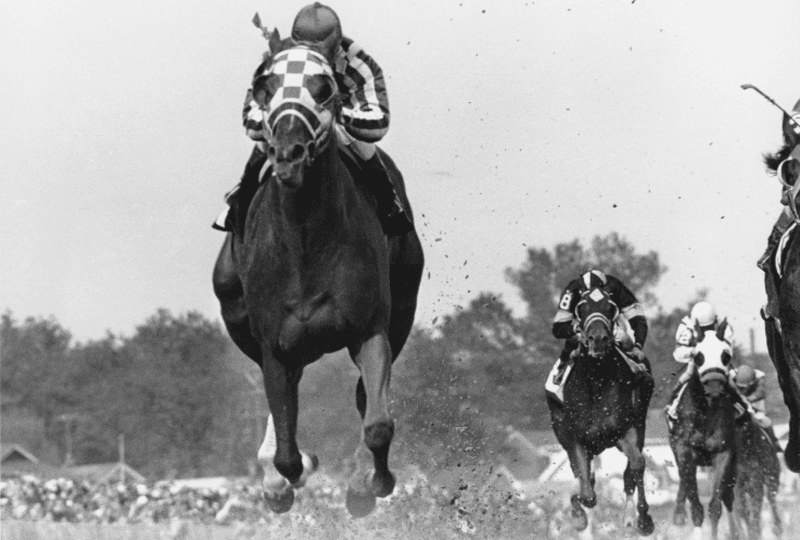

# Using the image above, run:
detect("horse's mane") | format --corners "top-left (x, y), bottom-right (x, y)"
top-left (763, 141), bottom-right (795, 173)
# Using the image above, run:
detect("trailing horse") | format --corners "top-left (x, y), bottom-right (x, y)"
top-left (667, 322), bottom-right (743, 540)
top-left (546, 286), bottom-right (655, 536)
top-left (732, 413), bottom-right (782, 540)
top-left (212, 33), bottom-right (423, 517)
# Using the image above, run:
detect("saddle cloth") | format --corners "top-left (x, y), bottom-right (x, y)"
top-left (545, 348), bottom-right (646, 405)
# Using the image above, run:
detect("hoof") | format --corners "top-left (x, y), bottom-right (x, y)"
top-left (346, 486), bottom-right (377, 518)
top-left (371, 471), bottom-right (396, 498)
top-left (263, 488), bottom-right (295, 514)
top-left (673, 510), bottom-right (686, 527)
top-left (638, 514), bottom-right (655, 536)
top-left (293, 453), bottom-right (320, 488)
top-left (571, 510), bottom-right (589, 532)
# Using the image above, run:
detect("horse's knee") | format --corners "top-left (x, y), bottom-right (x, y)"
top-left (364, 420), bottom-right (394, 452)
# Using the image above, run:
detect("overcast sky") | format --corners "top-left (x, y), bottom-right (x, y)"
top-left (2, 1), bottom-right (799, 354)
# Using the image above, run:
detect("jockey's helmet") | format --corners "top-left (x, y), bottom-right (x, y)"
top-left (735, 365), bottom-right (756, 390)
top-left (291, 3), bottom-right (342, 64)
top-left (581, 269), bottom-right (607, 290)
top-left (690, 301), bottom-right (717, 328)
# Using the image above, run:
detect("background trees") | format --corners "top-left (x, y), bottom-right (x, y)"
top-left (1, 232), bottom-right (784, 479)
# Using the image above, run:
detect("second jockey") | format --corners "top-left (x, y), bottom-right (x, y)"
top-left (215, 2), bottom-right (411, 236)
top-left (551, 269), bottom-right (649, 387)
top-left (665, 301), bottom-right (753, 421)
top-left (732, 364), bottom-right (783, 451)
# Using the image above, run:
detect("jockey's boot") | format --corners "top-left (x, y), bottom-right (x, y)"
top-left (212, 145), bottom-right (269, 233)
top-left (553, 358), bottom-right (569, 386)
top-left (553, 348), bottom-right (575, 386)
top-left (664, 383), bottom-right (684, 422)
top-left (363, 153), bottom-right (413, 236)
top-left (727, 384), bottom-right (754, 422)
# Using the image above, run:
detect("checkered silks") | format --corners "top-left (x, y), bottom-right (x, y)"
top-left (261, 48), bottom-right (337, 143)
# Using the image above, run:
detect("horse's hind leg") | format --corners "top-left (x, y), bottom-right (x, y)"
top-left (213, 234), bottom-right (261, 363)
top-left (347, 332), bottom-right (395, 517)
top-left (388, 231), bottom-right (424, 360)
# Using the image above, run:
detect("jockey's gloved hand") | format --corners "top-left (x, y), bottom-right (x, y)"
top-left (631, 345), bottom-right (646, 361)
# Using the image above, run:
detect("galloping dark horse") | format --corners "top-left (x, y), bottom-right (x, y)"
top-left (547, 287), bottom-right (655, 536)
top-left (667, 322), bottom-right (742, 540)
top-left (212, 33), bottom-right (423, 517)
top-left (761, 94), bottom-right (800, 473)
top-left (765, 222), bottom-right (800, 473)
top-left (732, 412), bottom-right (782, 540)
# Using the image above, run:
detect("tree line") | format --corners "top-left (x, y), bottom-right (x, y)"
top-left (1, 233), bottom-right (781, 479)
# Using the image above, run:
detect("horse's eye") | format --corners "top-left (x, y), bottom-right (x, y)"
top-left (694, 352), bottom-right (705, 367)
top-left (306, 74), bottom-right (335, 105)
top-left (721, 352), bottom-right (731, 365)
top-left (253, 74), bottom-right (282, 107)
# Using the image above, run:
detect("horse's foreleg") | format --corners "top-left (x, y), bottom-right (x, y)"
top-left (617, 427), bottom-right (654, 536)
top-left (258, 359), bottom-right (307, 513)
top-left (673, 447), bottom-right (703, 528)
top-left (346, 332), bottom-right (395, 517)
top-left (573, 444), bottom-right (596, 508)
top-left (708, 449), bottom-right (735, 540)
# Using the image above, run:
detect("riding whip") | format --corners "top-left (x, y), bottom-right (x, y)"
top-left (741, 84), bottom-right (800, 135)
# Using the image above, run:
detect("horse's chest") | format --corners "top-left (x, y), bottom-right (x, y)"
top-left (249, 242), bottom-right (388, 354)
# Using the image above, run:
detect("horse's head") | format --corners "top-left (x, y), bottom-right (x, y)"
top-left (252, 30), bottom-right (339, 191)
top-left (574, 287), bottom-right (619, 359)
top-left (693, 320), bottom-right (733, 399)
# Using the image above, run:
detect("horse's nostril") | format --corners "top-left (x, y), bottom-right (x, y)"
top-left (290, 144), bottom-right (305, 161)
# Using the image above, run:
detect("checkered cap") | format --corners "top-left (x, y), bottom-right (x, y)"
top-left (263, 48), bottom-right (337, 140)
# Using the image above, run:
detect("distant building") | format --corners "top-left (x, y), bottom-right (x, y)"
top-left (0, 444), bottom-right (60, 479)
top-left (60, 462), bottom-right (146, 484)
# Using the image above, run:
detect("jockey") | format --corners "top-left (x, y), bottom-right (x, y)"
top-left (551, 269), bottom-right (649, 385)
top-left (665, 301), bottom-right (753, 421)
top-left (732, 365), bottom-right (783, 451)
top-left (672, 301), bottom-right (733, 381)
top-left (214, 2), bottom-right (411, 236)
top-left (756, 97), bottom-right (800, 319)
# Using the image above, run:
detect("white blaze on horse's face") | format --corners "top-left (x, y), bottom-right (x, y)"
top-left (693, 329), bottom-right (732, 388)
